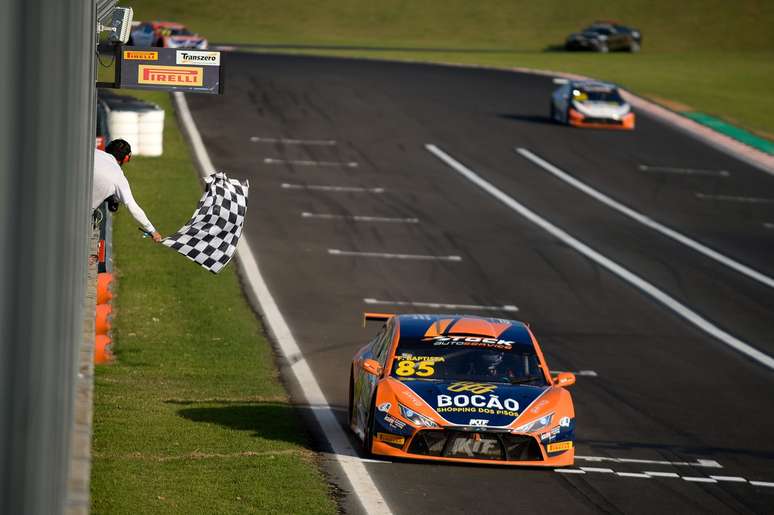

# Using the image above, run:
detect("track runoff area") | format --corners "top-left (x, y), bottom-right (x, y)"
top-left (180, 52), bottom-right (774, 514)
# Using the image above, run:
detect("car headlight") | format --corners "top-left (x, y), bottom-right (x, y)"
top-left (514, 413), bottom-right (554, 433)
top-left (399, 403), bottom-right (438, 428)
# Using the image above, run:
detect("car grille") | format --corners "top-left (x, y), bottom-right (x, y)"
top-left (407, 430), bottom-right (543, 461)
top-left (581, 117), bottom-right (623, 125)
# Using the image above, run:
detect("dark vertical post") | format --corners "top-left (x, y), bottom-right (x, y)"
top-left (0, 1), bottom-right (97, 513)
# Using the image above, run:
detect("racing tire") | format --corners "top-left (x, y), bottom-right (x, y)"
top-left (362, 396), bottom-right (377, 457)
top-left (629, 41), bottom-right (640, 53)
top-left (348, 371), bottom-right (355, 429)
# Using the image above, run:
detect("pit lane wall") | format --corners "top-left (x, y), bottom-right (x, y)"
top-left (0, 1), bottom-right (99, 513)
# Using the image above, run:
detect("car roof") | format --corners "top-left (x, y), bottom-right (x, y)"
top-left (394, 314), bottom-right (533, 346)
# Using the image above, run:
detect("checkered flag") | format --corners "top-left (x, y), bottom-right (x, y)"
top-left (162, 172), bottom-right (249, 274)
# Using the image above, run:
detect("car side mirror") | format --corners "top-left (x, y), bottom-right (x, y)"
top-left (553, 372), bottom-right (576, 387)
top-left (362, 358), bottom-right (382, 376)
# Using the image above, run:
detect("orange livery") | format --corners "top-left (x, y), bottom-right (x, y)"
top-left (349, 314), bottom-right (576, 466)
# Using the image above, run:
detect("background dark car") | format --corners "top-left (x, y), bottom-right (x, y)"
top-left (564, 21), bottom-right (641, 52)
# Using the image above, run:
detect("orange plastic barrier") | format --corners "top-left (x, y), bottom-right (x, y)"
top-left (97, 272), bottom-right (113, 304)
top-left (95, 303), bottom-right (112, 335)
top-left (94, 334), bottom-right (113, 364)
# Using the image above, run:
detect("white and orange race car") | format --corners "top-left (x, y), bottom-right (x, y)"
top-left (550, 79), bottom-right (635, 130)
top-left (349, 314), bottom-right (576, 466)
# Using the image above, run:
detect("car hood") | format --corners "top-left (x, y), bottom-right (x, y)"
top-left (573, 100), bottom-right (630, 118)
top-left (399, 379), bottom-right (548, 428)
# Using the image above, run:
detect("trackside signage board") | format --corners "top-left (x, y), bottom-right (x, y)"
top-left (118, 46), bottom-right (222, 94)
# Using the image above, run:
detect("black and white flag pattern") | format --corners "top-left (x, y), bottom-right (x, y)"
top-left (162, 172), bottom-right (249, 274)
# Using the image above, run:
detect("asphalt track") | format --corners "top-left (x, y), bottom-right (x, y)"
top-left (185, 52), bottom-right (774, 514)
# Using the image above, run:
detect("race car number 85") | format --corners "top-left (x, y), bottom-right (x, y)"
top-left (395, 360), bottom-right (435, 377)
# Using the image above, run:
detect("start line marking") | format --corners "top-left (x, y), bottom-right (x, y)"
top-left (558, 467), bottom-right (774, 488)
top-left (281, 183), bottom-right (385, 193)
top-left (265, 158), bottom-right (358, 168)
top-left (251, 136), bottom-right (337, 145)
top-left (364, 298), bottom-right (519, 312)
top-left (575, 456), bottom-right (721, 468)
top-left (638, 164), bottom-right (730, 177)
top-left (329, 249), bottom-right (462, 261)
top-left (695, 192), bottom-right (774, 204)
top-left (302, 212), bottom-right (419, 224)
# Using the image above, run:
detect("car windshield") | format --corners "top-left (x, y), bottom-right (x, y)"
top-left (390, 339), bottom-right (547, 385)
top-left (573, 88), bottom-right (623, 103)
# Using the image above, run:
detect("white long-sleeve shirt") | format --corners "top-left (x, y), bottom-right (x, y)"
top-left (92, 149), bottom-right (156, 233)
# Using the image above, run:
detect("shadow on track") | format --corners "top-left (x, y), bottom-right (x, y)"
top-left (498, 113), bottom-right (556, 125)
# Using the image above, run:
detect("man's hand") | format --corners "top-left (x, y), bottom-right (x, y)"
top-left (152, 231), bottom-right (162, 243)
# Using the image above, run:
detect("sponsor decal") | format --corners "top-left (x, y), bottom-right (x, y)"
top-left (559, 416), bottom-right (571, 427)
top-left (383, 414), bottom-right (407, 430)
top-left (123, 50), bottom-right (158, 61)
top-left (376, 432), bottom-right (405, 445)
top-left (447, 382), bottom-right (497, 394)
top-left (469, 419), bottom-right (489, 427)
top-left (547, 441), bottom-right (573, 453)
top-left (539, 427), bottom-right (560, 441)
top-left (436, 394), bottom-right (519, 417)
top-left (377, 402), bottom-right (391, 413)
top-left (530, 399), bottom-right (550, 414)
top-left (176, 50), bottom-right (221, 66)
top-left (137, 65), bottom-right (203, 86)
top-left (423, 335), bottom-right (514, 350)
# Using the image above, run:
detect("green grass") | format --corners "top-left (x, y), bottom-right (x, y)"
top-left (126, 0), bottom-right (774, 138)
top-left (90, 90), bottom-right (337, 515)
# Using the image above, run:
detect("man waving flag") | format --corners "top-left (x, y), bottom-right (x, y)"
top-left (162, 172), bottom-right (249, 274)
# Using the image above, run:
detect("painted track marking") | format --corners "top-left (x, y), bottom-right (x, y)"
top-left (645, 471), bottom-right (680, 478)
top-left (575, 456), bottom-right (722, 468)
top-left (426, 144), bottom-right (774, 371)
top-left (683, 476), bottom-right (718, 483)
top-left (764, 222), bottom-right (774, 230)
top-left (364, 298), bottom-right (519, 312)
top-left (557, 467), bottom-right (772, 487)
top-left (638, 164), bottom-right (730, 177)
top-left (302, 212), bottom-right (419, 224)
top-left (174, 92), bottom-right (392, 515)
top-left (695, 193), bottom-right (774, 204)
top-left (251, 136), bottom-right (337, 145)
top-left (710, 476), bottom-right (747, 482)
top-left (281, 183), bottom-right (385, 193)
top-left (750, 481), bottom-right (774, 487)
top-left (617, 472), bottom-right (651, 479)
top-left (517, 148), bottom-right (774, 290)
top-left (329, 249), bottom-right (462, 261)
top-left (265, 158), bottom-right (358, 167)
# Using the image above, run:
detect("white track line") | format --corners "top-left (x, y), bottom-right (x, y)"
top-left (363, 298), bottom-right (519, 312)
top-left (575, 456), bottom-right (722, 468)
top-left (709, 476), bottom-right (747, 482)
top-left (174, 92), bottom-right (392, 515)
top-left (580, 467), bottom-right (615, 473)
top-left (638, 165), bottom-right (730, 177)
top-left (616, 472), bottom-right (651, 479)
top-left (695, 193), bottom-right (774, 204)
top-left (517, 148), bottom-right (774, 291)
top-left (764, 223), bottom-right (774, 230)
top-left (750, 481), bottom-right (774, 487)
top-left (329, 249), bottom-right (462, 261)
top-left (281, 183), bottom-right (385, 193)
top-left (302, 212), bottom-right (419, 224)
top-left (645, 471), bottom-right (680, 478)
top-left (555, 469), bottom-right (586, 474)
top-left (265, 158), bottom-right (358, 168)
top-left (426, 145), bottom-right (774, 371)
top-left (251, 136), bottom-right (337, 145)
top-left (683, 476), bottom-right (718, 483)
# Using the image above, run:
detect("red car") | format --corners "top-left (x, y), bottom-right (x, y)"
top-left (150, 22), bottom-right (208, 49)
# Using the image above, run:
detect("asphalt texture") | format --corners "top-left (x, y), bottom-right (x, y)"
top-left (185, 52), bottom-right (774, 514)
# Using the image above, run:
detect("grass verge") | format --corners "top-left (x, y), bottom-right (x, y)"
top-left (90, 90), bottom-right (337, 514)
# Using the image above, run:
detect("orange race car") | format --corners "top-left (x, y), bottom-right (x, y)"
top-left (349, 314), bottom-right (576, 466)
top-left (550, 79), bottom-right (635, 130)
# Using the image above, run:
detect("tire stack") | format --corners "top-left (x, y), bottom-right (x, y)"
top-left (94, 204), bottom-right (115, 364)
top-left (98, 90), bottom-right (165, 156)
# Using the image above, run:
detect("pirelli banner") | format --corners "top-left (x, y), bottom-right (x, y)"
top-left (117, 46), bottom-right (223, 94)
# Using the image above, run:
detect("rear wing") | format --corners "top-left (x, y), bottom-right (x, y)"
top-left (363, 312), bottom-right (394, 327)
